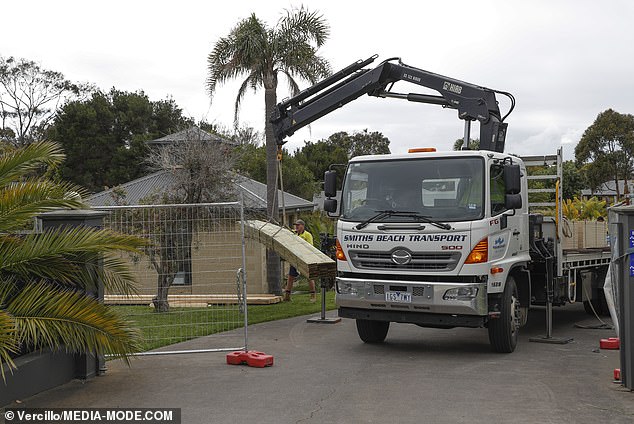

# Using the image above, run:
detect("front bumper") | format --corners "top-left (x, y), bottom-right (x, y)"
top-left (335, 276), bottom-right (488, 316)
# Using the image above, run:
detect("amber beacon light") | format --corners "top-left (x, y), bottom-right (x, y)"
top-left (408, 147), bottom-right (436, 153)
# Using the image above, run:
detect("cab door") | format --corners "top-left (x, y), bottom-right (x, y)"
top-left (489, 162), bottom-right (521, 260)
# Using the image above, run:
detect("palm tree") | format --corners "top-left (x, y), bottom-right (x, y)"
top-left (0, 142), bottom-right (145, 380)
top-left (207, 7), bottom-right (331, 293)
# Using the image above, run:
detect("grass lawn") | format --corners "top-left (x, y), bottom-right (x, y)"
top-left (113, 286), bottom-right (336, 351)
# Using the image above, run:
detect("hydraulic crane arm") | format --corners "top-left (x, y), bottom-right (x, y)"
top-left (271, 55), bottom-right (514, 152)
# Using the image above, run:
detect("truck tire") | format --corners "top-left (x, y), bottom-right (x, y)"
top-left (488, 277), bottom-right (519, 353)
top-left (356, 319), bottom-right (390, 343)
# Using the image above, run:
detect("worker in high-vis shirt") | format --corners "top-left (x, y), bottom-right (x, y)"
top-left (283, 219), bottom-right (316, 302)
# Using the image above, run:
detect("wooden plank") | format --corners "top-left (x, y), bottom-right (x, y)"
top-left (243, 220), bottom-right (336, 279)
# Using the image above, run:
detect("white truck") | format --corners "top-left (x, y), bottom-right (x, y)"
top-left (271, 56), bottom-right (611, 352)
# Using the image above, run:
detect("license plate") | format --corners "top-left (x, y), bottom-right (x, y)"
top-left (385, 291), bottom-right (412, 303)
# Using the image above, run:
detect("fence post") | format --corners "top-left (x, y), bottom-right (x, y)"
top-left (37, 209), bottom-right (109, 378)
top-left (240, 194), bottom-right (249, 351)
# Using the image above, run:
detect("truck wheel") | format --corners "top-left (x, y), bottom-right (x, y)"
top-left (488, 277), bottom-right (519, 353)
top-left (356, 319), bottom-right (390, 343)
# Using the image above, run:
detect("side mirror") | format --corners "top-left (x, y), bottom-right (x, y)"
top-left (324, 170), bottom-right (337, 198)
top-left (505, 193), bottom-right (522, 210)
top-left (324, 198), bottom-right (338, 213)
top-left (504, 164), bottom-right (521, 194)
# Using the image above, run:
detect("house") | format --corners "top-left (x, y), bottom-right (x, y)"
top-left (86, 127), bottom-right (315, 299)
top-left (580, 180), bottom-right (634, 204)
top-left (146, 126), bottom-right (238, 147)
top-left (87, 170), bottom-right (315, 221)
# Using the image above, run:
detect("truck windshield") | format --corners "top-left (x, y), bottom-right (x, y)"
top-left (341, 157), bottom-right (484, 223)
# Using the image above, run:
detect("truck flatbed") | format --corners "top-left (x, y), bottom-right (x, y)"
top-left (562, 247), bottom-right (611, 270)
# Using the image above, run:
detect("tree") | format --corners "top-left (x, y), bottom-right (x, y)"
top-left (236, 144), bottom-right (267, 184)
top-left (0, 142), bottom-right (145, 379)
top-left (207, 7), bottom-right (331, 294)
top-left (575, 109), bottom-right (634, 199)
top-left (236, 144), bottom-right (317, 200)
top-left (49, 89), bottom-right (192, 192)
top-left (296, 130), bottom-right (390, 190)
top-left (453, 138), bottom-right (480, 150)
top-left (562, 196), bottom-right (607, 220)
top-left (135, 130), bottom-right (237, 312)
top-left (199, 121), bottom-right (263, 146)
top-left (146, 131), bottom-right (236, 204)
top-left (278, 150), bottom-right (317, 201)
top-left (0, 56), bottom-right (90, 146)
top-left (327, 130), bottom-right (391, 158)
top-left (295, 138), bottom-right (348, 189)
top-left (562, 160), bottom-right (586, 200)
top-left (238, 130), bottom-right (392, 199)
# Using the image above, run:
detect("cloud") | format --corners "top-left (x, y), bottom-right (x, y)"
top-left (2, 0), bottom-right (633, 165)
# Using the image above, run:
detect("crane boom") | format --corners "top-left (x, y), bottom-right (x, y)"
top-left (271, 55), bottom-right (513, 152)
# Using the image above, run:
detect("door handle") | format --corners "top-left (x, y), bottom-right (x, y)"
top-left (513, 230), bottom-right (520, 236)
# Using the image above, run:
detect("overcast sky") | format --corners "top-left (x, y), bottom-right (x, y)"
top-left (2, 0), bottom-right (632, 160)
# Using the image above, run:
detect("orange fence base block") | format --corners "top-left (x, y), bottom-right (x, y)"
top-left (226, 350), bottom-right (274, 368)
top-left (600, 338), bottom-right (620, 350)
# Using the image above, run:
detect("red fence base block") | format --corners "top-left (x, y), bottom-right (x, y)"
top-left (614, 368), bottom-right (621, 382)
top-left (226, 351), bottom-right (274, 368)
top-left (245, 351), bottom-right (274, 368)
top-left (226, 351), bottom-right (244, 365)
top-left (600, 338), bottom-right (620, 350)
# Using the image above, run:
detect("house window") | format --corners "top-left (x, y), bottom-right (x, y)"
top-left (171, 270), bottom-right (191, 286)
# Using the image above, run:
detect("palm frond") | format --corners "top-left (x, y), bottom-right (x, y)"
top-left (279, 70), bottom-right (301, 97)
top-left (278, 7), bottom-right (330, 48)
top-left (0, 179), bottom-right (86, 232)
top-left (0, 309), bottom-right (17, 381)
top-left (207, 35), bottom-right (244, 96)
top-left (207, 14), bottom-right (270, 99)
top-left (8, 282), bottom-right (142, 363)
top-left (234, 72), bottom-right (262, 125)
top-left (0, 227), bottom-right (146, 289)
top-left (281, 52), bottom-right (331, 84)
top-left (65, 253), bottom-right (140, 296)
top-left (0, 141), bottom-right (65, 187)
top-left (272, 7), bottom-right (331, 84)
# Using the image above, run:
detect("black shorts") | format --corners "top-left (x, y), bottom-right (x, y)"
top-left (289, 266), bottom-right (299, 277)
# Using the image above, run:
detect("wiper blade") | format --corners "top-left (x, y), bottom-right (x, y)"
top-left (354, 210), bottom-right (452, 230)
top-left (399, 212), bottom-right (452, 230)
top-left (355, 210), bottom-right (392, 230)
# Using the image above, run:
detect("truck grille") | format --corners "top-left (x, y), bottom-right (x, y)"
top-left (349, 251), bottom-right (460, 272)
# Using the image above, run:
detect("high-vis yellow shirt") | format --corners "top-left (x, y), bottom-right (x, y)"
top-left (298, 230), bottom-right (314, 246)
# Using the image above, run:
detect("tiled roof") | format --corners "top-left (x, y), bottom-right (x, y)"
top-left (86, 170), bottom-right (314, 211)
top-left (581, 180), bottom-right (634, 196)
top-left (147, 126), bottom-right (236, 146)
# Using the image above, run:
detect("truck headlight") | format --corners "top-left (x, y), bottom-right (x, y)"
top-left (443, 287), bottom-right (479, 301)
top-left (336, 281), bottom-right (367, 296)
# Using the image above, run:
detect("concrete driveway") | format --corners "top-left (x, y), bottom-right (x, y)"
top-left (9, 304), bottom-right (633, 424)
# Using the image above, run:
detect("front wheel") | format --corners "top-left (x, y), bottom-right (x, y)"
top-left (356, 319), bottom-right (390, 343)
top-left (488, 277), bottom-right (520, 353)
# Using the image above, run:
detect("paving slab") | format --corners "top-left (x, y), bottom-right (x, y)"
top-left (6, 304), bottom-right (634, 424)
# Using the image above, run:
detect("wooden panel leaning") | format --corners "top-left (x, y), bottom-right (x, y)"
top-left (243, 220), bottom-right (336, 279)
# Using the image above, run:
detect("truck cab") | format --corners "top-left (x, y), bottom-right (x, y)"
top-left (328, 149), bottom-right (530, 352)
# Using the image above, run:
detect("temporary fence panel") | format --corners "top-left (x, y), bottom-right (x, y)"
top-left (96, 202), bottom-right (248, 355)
